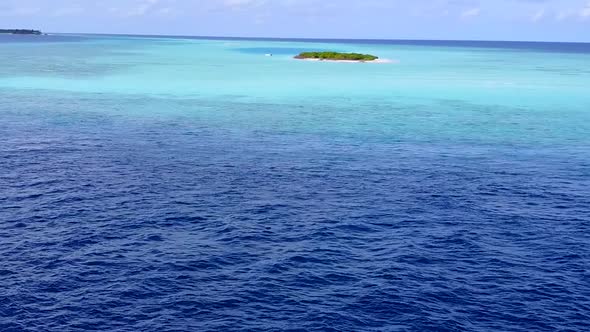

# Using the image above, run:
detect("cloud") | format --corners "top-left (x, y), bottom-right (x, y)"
top-left (103, 0), bottom-right (178, 18)
top-left (461, 7), bottom-right (481, 18)
top-left (0, 5), bottom-right (40, 16)
top-left (581, 1), bottom-right (590, 19)
top-left (155, 7), bottom-right (177, 17)
top-left (531, 8), bottom-right (545, 22)
top-left (223, 0), bottom-right (268, 10)
top-left (52, 6), bottom-right (84, 17)
top-left (555, 9), bottom-right (574, 21)
top-left (551, 0), bottom-right (590, 21)
top-left (125, 0), bottom-right (161, 17)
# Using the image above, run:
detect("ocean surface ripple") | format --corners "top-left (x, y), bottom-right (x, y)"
top-left (1, 36), bottom-right (590, 331)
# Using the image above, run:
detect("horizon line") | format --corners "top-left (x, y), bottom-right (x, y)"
top-left (49, 32), bottom-right (590, 45)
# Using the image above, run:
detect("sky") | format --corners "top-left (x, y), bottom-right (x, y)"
top-left (1, 0), bottom-right (589, 42)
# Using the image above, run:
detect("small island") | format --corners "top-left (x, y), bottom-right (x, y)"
top-left (295, 51), bottom-right (379, 62)
top-left (0, 29), bottom-right (42, 35)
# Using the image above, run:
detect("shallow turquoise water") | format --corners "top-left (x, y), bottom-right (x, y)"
top-left (1, 35), bottom-right (589, 331)
top-left (2, 35), bottom-right (589, 145)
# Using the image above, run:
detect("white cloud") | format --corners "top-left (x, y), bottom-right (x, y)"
top-left (223, 0), bottom-right (268, 10)
top-left (555, 9), bottom-right (574, 21)
top-left (531, 8), bottom-right (545, 22)
top-left (581, 1), bottom-right (590, 19)
top-left (155, 7), bottom-right (177, 17)
top-left (0, 6), bottom-right (40, 16)
top-left (52, 7), bottom-right (84, 17)
top-left (461, 8), bottom-right (480, 19)
top-left (553, 1), bottom-right (590, 21)
top-left (105, 0), bottom-right (182, 18)
top-left (126, 0), bottom-right (160, 17)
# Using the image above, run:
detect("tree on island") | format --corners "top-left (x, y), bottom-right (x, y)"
top-left (0, 29), bottom-right (42, 35)
top-left (295, 52), bottom-right (379, 61)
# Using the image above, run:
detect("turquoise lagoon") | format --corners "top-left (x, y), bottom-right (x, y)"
top-left (2, 35), bottom-right (589, 146)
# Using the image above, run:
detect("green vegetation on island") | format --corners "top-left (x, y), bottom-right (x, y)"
top-left (295, 52), bottom-right (379, 61)
top-left (0, 29), bottom-right (42, 35)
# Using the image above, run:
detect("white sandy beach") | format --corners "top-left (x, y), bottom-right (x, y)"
top-left (295, 58), bottom-right (397, 64)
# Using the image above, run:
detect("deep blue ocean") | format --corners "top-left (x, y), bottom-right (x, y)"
top-left (1, 34), bottom-right (589, 331)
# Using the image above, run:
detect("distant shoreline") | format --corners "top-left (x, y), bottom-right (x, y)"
top-left (0, 29), bottom-right (42, 35)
